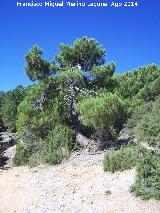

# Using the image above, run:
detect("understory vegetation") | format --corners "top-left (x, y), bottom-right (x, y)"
top-left (103, 144), bottom-right (139, 173)
top-left (131, 149), bottom-right (160, 200)
top-left (0, 37), bottom-right (160, 200)
top-left (103, 145), bottom-right (160, 200)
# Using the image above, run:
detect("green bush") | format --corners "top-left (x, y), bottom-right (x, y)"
top-left (126, 100), bottom-right (151, 128)
top-left (78, 92), bottom-right (125, 148)
top-left (13, 142), bottom-right (32, 166)
top-left (103, 145), bottom-right (160, 200)
top-left (42, 147), bottom-right (63, 165)
top-left (78, 92), bottom-right (124, 130)
top-left (131, 149), bottom-right (160, 200)
top-left (42, 124), bottom-right (75, 165)
top-left (28, 153), bottom-right (42, 168)
top-left (13, 124), bottom-right (75, 166)
top-left (132, 97), bottom-right (160, 148)
top-left (103, 144), bottom-right (139, 173)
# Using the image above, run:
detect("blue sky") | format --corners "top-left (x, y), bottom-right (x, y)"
top-left (0, 0), bottom-right (160, 91)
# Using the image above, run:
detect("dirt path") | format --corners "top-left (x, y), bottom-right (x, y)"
top-left (0, 151), bottom-right (160, 213)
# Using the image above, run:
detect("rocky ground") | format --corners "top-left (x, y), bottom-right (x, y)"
top-left (0, 129), bottom-right (18, 156)
top-left (0, 148), bottom-right (160, 213)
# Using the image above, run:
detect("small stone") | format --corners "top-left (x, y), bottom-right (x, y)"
top-left (105, 190), bottom-right (112, 196)
top-left (81, 199), bottom-right (85, 203)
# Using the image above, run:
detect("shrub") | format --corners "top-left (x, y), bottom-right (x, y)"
top-left (28, 153), bottom-right (42, 168)
top-left (42, 147), bottom-right (63, 165)
top-left (13, 142), bottom-right (32, 166)
top-left (78, 92), bottom-right (125, 148)
top-left (126, 100), bottom-right (152, 129)
top-left (131, 149), bottom-right (160, 200)
top-left (103, 144), bottom-right (139, 173)
top-left (78, 92), bottom-right (124, 130)
top-left (42, 124), bottom-right (75, 165)
top-left (133, 96), bottom-right (160, 148)
top-left (13, 122), bottom-right (75, 166)
top-left (103, 145), bottom-right (160, 200)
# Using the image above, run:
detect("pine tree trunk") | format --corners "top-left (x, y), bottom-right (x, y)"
top-left (97, 129), bottom-right (109, 150)
top-left (69, 82), bottom-right (81, 132)
top-left (69, 82), bottom-right (89, 148)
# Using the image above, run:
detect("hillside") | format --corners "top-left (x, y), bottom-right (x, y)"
top-left (0, 37), bottom-right (160, 211)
